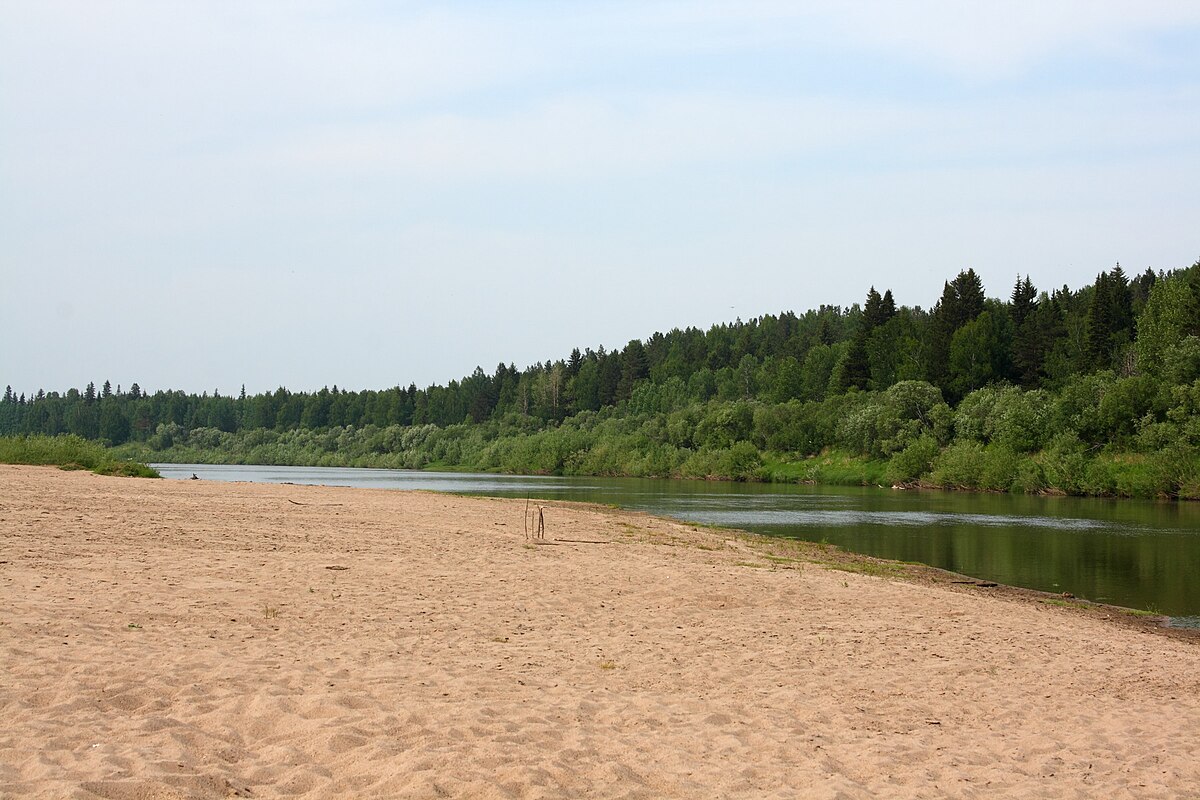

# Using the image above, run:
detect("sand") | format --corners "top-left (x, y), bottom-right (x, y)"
top-left (1, 465), bottom-right (1198, 799)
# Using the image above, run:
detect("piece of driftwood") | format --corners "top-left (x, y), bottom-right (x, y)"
top-left (524, 501), bottom-right (545, 540)
top-left (553, 538), bottom-right (611, 545)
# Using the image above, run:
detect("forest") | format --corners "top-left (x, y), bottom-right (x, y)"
top-left (4, 261), bottom-right (1199, 498)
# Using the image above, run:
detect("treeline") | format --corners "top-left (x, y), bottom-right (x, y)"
top-left (4, 261), bottom-right (1200, 497)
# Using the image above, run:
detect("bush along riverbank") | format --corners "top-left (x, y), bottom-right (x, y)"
top-left (0, 435), bottom-right (159, 478)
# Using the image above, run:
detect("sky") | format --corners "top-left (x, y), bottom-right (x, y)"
top-left (2, 1), bottom-right (1199, 397)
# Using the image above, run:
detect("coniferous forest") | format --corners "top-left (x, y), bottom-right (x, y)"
top-left (5, 262), bottom-right (1200, 498)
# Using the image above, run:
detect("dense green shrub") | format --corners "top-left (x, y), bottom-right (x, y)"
top-left (976, 445), bottom-right (1023, 492)
top-left (1009, 458), bottom-right (1048, 494)
top-left (930, 441), bottom-right (986, 489)
top-left (839, 381), bottom-right (951, 458)
top-left (885, 434), bottom-right (939, 484)
top-left (0, 434), bottom-right (158, 478)
top-left (955, 385), bottom-right (1053, 452)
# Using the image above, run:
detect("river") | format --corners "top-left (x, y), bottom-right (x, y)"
top-left (153, 464), bottom-right (1200, 625)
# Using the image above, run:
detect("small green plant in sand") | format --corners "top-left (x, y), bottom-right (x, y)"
top-left (598, 660), bottom-right (617, 670)
top-left (1042, 598), bottom-right (1087, 610)
top-left (617, 522), bottom-right (643, 538)
top-left (822, 559), bottom-right (906, 579)
top-left (263, 604), bottom-right (279, 619)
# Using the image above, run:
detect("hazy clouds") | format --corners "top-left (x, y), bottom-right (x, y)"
top-left (2, 1), bottom-right (1198, 394)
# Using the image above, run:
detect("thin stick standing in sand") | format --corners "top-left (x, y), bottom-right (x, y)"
top-left (523, 500), bottom-right (545, 540)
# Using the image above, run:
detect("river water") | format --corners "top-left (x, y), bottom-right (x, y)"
top-left (154, 464), bottom-right (1200, 623)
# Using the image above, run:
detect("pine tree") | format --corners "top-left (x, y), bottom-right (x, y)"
top-left (1084, 265), bottom-right (1135, 370)
top-left (880, 289), bottom-right (896, 321)
top-left (1133, 268), bottom-right (1157, 308)
top-left (1010, 275), bottom-right (1037, 326)
top-left (1189, 261), bottom-right (1200, 336)
top-left (617, 340), bottom-right (649, 402)
top-left (1108, 263), bottom-right (1133, 342)
top-left (953, 269), bottom-right (986, 323)
top-left (597, 349), bottom-right (621, 407)
top-left (927, 270), bottom-right (987, 390)
top-left (1085, 271), bottom-right (1113, 369)
top-left (841, 288), bottom-right (886, 390)
top-left (1014, 295), bottom-right (1060, 387)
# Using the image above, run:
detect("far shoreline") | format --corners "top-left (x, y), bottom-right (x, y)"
top-left (127, 447), bottom-right (1200, 502)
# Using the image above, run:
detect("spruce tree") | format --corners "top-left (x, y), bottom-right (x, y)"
top-left (617, 340), bottom-right (649, 402)
top-left (927, 270), bottom-right (986, 391)
top-left (1133, 267), bottom-right (1157, 308)
top-left (841, 287), bottom-right (886, 390)
top-left (1084, 265), bottom-right (1135, 369)
top-left (1108, 263), bottom-right (1133, 342)
top-left (1010, 275), bottom-right (1036, 326)
top-left (880, 289), bottom-right (896, 322)
top-left (1085, 271), bottom-right (1113, 369)
top-left (953, 269), bottom-right (986, 323)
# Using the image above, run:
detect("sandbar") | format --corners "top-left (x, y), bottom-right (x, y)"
top-left (1, 465), bottom-right (1197, 798)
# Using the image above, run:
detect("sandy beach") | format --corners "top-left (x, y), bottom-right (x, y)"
top-left (1, 465), bottom-right (1198, 799)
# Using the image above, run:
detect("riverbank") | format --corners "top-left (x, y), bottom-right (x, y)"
top-left (2, 465), bottom-right (1198, 798)
top-left (121, 435), bottom-right (1200, 500)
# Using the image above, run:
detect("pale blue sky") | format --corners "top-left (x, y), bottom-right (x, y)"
top-left (3, 1), bottom-right (1198, 396)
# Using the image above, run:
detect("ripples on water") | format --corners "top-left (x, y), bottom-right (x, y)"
top-left (669, 509), bottom-right (1118, 532)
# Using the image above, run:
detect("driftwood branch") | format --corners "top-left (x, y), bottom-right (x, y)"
top-left (523, 500), bottom-right (545, 540)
